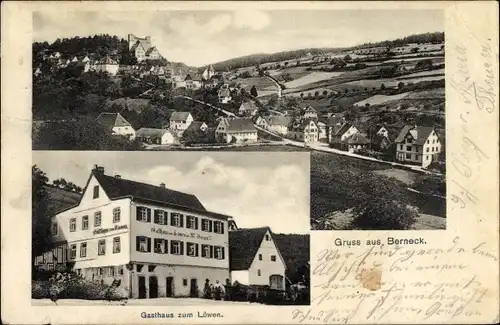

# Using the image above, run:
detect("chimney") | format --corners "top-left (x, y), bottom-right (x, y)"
top-left (92, 165), bottom-right (105, 175)
top-left (114, 175), bottom-right (121, 179)
top-left (160, 183), bottom-right (165, 188)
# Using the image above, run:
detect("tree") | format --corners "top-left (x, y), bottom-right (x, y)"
top-left (380, 83), bottom-right (386, 90)
top-left (344, 54), bottom-right (352, 62)
top-left (32, 166), bottom-right (54, 274)
top-left (300, 93), bottom-right (304, 99)
top-left (268, 94), bottom-right (279, 108)
top-left (322, 90), bottom-right (328, 96)
top-left (314, 91), bottom-right (320, 98)
top-left (250, 85), bottom-right (258, 97)
top-left (351, 200), bottom-right (418, 230)
top-left (33, 117), bottom-right (142, 150)
top-left (398, 82), bottom-right (405, 90)
top-left (52, 178), bottom-right (83, 193)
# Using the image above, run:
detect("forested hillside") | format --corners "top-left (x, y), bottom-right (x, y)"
top-left (210, 32), bottom-right (444, 71)
top-left (33, 34), bottom-right (138, 65)
top-left (274, 234), bottom-right (310, 285)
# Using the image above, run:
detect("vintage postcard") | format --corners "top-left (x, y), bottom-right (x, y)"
top-left (1, 1), bottom-right (499, 324)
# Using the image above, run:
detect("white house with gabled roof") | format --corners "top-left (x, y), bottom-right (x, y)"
top-left (229, 227), bottom-right (286, 290)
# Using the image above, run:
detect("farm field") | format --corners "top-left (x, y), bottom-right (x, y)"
top-left (235, 76), bottom-right (277, 91)
top-left (353, 92), bottom-right (410, 106)
top-left (284, 71), bottom-right (344, 89)
top-left (405, 88), bottom-right (445, 99)
top-left (384, 56), bottom-right (444, 64)
top-left (397, 68), bottom-right (444, 79)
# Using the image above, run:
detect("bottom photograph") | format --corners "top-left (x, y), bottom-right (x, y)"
top-left (31, 151), bottom-right (310, 306)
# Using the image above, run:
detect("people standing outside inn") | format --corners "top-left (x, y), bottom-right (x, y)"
top-left (213, 280), bottom-right (225, 301)
top-left (203, 278), bottom-right (211, 299)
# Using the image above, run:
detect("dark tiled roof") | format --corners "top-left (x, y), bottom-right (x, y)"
top-left (229, 227), bottom-right (270, 271)
top-left (145, 46), bottom-right (158, 56)
top-left (239, 101), bottom-right (259, 112)
top-left (170, 112), bottom-right (192, 122)
top-left (226, 118), bottom-right (257, 133)
top-left (264, 116), bottom-right (292, 127)
top-left (136, 128), bottom-right (169, 138)
top-left (342, 133), bottom-right (371, 145)
top-left (93, 172), bottom-right (207, 211)
top-left (395, 125), bottom-right (435, 145)
top-left (332, 123), bottom-right (353, 136)
top-left (96, 113), bottom-right (132, 131)
top-left (185, 121), bottom-right (207, 132)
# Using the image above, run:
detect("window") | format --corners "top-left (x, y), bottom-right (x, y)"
top-left (119, 267), bottom-right (124, 275)
top-left (426, 147), bottom-right (430, 152)
top-left (80, 242), bottom-right (87, 257)
top-left (416, 147), bottom-right (419, 153)
top-left (109, 266), bottom-right (115, 276)
top-left (82, 215), bottom-right (89, 230)
top-left (215, 246), bottom-right (225, 260)
top-left (258, 269), bottom-right (261, 276)
top-left (68, 244), bottom-right (76, 260)
top-left (399, 144), bottom-right (403, 150)
top-left (51, 221), bottom-right (58, 236)
top-left (98, 239), bottom-right (106, 255)
top-left (259, 254), bottom-right (262, 260)
top-left (186, 216), bottom-right (198, 229)
top-left (136, 237), bottom-right (150, 253)
top-left (187, 242), bottom-right (198, 257)
top-left (94, 211), bottom-right (101, 227)
top-left (136, 264), bottom-right (144, 272)
top-left (407, 138), bottom-right (413, 144)
top-left (183, 279), bottom-right (188, 286)
top-left (154, 238), bottom-right (166, 254)
top-left (93, 186), bottom-right (99, 199)
top-left (271, 255), bottom-right (276, 262)
top-left (406, 153), bottom-right (411, 159)
top-left (136, 207), bottom-right (151, 222)
top-left (113, 208), bottom-right (121, 223)
top-left (416, 155), bottom-right (420, 161)
top-left (426, 156), bottom-right (429, 160)
top-left (214, 221), bottom-right (224, 234)
top-left (70, 218), bottom-right (76, 232)
top-left (171, 213), bottom-right (184, 227)
top-left (265, 235), bottom-right (270, 241)
top-left (171, 240), bottom-right (183, 255)
top-left (148, 265), bottom-right (156, 272)
top-left (202, 244), bottom-right (213, 258)
top-left (406, 146), bottom-right (412, 151)
top-left (431, 147), bottom-right (435, 152)
top-left (113, 237), bottom-right (121, 253)
top-left (201, 219), bottom-right (212, 232)
top-left (154, 210), bottom-right (166, 225)
top-left (427, 140), bottom-right (430, 144)
top-left (97, 268), bottom-right (103, 276)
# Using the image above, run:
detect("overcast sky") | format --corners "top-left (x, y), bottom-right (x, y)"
top-left (33, 9), bottom-right (443, 66)
top-left (33, 151), bottom-right (310, 234)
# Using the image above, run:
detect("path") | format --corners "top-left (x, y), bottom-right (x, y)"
top-left (263, 74), bottom-right (282, 98)
top-left (254, 125), bottom-right (442, 176)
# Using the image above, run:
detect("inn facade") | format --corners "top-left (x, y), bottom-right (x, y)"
top-left (36, 166), bottom-right (231, 299)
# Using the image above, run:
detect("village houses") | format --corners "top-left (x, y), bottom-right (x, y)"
top-left (395, 125), bottom-right (442, 168)
top-left (184, 74), bottom-right (203, 90)
top-left (238, 101), bottom-right (260, 117)
top-left (135, 128), bottom-right (177, 145)
top-left (95, 56), bottom-right (120, 76)
top-left (328, 123), bottom-right (359, 147)
top-left (218, 87), bottom-right (232, 104)
top-left (229, 227), bottom-right (286, 290)
top-left (169, 112), bottom-right (194, 133)
top-left (258, 116), bottom-right (292, 135)
top-left (215, 118), bottom-right (258, 144)
top-left (96, 113), bottom-right (136, 140)
top-left (302, 106), bottom-right (318, 120)
top-left (185, 121), bottom-right (208, 133)
top-left (288, 119), bottom-right (319, 143)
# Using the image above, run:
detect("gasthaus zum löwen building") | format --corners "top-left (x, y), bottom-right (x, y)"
top-left (39, 165), bottom-right (232, 299)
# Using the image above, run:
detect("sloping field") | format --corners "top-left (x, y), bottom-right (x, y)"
top-left (236, 76), bottom-right (277, 91)
top-left (353, 92), bottom-right (410, 106)
top-left (384, 56), bottom-right (444, 63)
top-left (284, 72), bottom-right (344, 89)
top-left (405, 88), bottom-right (445, 99)
top-left (397, 68), bottom-right (444, 79)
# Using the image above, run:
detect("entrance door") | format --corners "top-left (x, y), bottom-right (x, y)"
top-left (138, 276), bottom-right (146, 299)
top-left (190, 278), bottom-right (198, 297)
top-left (149, 276), bottom-right (158, 298)
top-left (166, 277), bottom-right (174, 297)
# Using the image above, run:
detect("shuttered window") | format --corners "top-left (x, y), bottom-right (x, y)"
top-left (136, 207), bottom-right (151, 223)
top-left (136, 236), bottom-right (151, 253)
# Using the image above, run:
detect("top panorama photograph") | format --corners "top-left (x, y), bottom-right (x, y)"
top-left (33, 9), bottom-right (446, 231)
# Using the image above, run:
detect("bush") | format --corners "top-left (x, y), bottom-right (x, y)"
top-left (32, 272), bottom-right (125, 301)
top-left (351, 201), bottom-right (418, 230)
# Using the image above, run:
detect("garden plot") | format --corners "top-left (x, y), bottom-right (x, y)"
top-left (353, 92), bottom-right (410, 106)
top-left (284, 72), bottom-right (344, 89)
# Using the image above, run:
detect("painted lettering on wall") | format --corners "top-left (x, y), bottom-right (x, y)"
top-left (93, 224), bottom-right (128, 235)
top-left (151, 227), bottom-right (212, 241)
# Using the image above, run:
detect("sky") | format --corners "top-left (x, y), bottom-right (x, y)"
top-left (33, 151), bottom-right (310, 234)
top-left (33, 9), bottom-right (444, 66)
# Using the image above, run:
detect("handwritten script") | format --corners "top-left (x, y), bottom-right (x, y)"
top-left (292, 237), bottom-right (498, 323)
top-left (449, 39), bottom-right (496, 213)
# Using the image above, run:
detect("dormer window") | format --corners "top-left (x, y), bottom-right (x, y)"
top-left (93, 186), bottom-right (99, 199)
